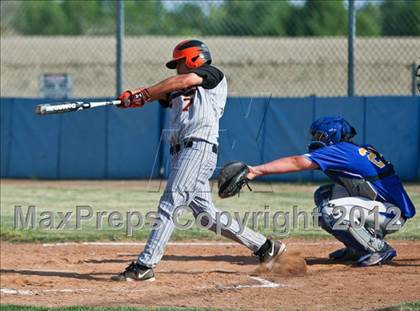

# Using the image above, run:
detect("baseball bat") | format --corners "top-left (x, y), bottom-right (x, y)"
top-left (35, 100), bottom-right (121, 115)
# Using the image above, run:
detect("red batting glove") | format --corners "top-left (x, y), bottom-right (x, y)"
top-left (117, 88), bottom-right (151, 108)
top-left (118, 90), bottom-right (133, 108)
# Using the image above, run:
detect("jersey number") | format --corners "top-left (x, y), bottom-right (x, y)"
top-left (358, 148), bottom-right (386, 168)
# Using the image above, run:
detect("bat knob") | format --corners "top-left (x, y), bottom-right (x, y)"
top-left (35, 104), bottom-right (49, 115)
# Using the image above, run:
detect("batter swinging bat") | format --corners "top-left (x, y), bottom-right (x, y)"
top-left (35, 100), bottom-right (121, 115)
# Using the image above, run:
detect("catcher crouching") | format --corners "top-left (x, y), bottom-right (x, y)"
top-left (219, 116), bottom-right (415, 266)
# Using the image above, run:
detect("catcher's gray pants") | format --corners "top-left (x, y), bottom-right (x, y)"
top-left (316, 184), bottom-right (405, 253)
top-left (138, 140), bottom-right (266, 268)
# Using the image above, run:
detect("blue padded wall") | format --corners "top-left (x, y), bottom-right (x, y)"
top-left (1, 96), bottom-right (419, 181)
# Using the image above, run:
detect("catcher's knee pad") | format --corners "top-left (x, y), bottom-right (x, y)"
top-left (318, 209), bottom-right (335, 235)
top-left (314, 184), bottom-right (335, 207)
top-left (315, 184), bottom-right (336, 234)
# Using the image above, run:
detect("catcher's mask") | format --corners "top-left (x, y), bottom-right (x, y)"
top-left (308, 116), bottom-right (356, 152)
top-left (166, 39), bottom-right (212, 70)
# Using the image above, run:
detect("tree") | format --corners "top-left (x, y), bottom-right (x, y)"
top-left (356, 3), bottom-right (381, 37)
top-left (10, 0), bottom-right (419, 37)
top-left (380, 0), bottom-right (420, 36)
top-left (61, 0), bottom-right (105, 35)
top-left (287, 0), bottom-right (347, 36)
top-left (14, 0), bottom-right (72, 35)
top-left (125, 1), bottom-right (165, 35)
top-left (204, 3), bottom-right (227, 36)
top-left (205, 1), bottom-right (291, 36)
top-left (161, 3), bottom-right (207, 36)
top-left (13, 0), bottom-right (112, 35)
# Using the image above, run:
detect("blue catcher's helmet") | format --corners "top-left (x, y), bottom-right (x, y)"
top-left (308, 116), bottom-right (356, 152)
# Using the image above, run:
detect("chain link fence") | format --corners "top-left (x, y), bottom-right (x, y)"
top-left (1, 1), bottom-right (419, 98)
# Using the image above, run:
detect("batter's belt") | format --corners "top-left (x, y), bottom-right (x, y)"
top-left (170, 139), bottom-right (218, 155)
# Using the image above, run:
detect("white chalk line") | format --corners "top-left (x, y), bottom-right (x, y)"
top-left (43, 288), bottom-right (90, 293)
top-left (0, 276), bottom-right (282, 296)
top-left (1, 273), bottom-right (286, 297)
top-left (1, 288), bottom-right (33, 296)
top-left (0, 287), bottom-right (148, 296)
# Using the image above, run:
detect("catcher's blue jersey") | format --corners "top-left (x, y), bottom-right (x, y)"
top-left (305, 142), bottom-right (416, 219)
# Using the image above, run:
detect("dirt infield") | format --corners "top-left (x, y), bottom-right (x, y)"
top-left (1, 239), bottom-right (420, 310)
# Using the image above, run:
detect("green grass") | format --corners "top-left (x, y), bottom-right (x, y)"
top-left (362, 302), bottom-right (420, 311)
top-left (0, 306), bottom-right (218, 311)
top-left (1, 181), bottom-right (419, 242)
top-left (399, 302), bottom-right (420, 311)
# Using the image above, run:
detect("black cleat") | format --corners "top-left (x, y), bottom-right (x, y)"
top-left (111, 261), bottom-right (155, 282)
top-left (254, 239), bottom-right (287, 270)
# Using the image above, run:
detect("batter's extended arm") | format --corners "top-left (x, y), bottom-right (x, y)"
top-left (144, 73), bottom-right (203, 100)
top-left (118, 73), bottom-right (203, 108)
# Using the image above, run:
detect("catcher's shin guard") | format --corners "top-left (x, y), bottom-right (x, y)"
top-left (320, 207), bottom-right (384, 255)
top-left (314, 184), bottom-right (335, 207)
top-left (316, 184), bottom-right (385, 256)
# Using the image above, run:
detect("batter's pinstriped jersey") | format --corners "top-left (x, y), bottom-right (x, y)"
top-left (161, 65), bottom-right (227, 146)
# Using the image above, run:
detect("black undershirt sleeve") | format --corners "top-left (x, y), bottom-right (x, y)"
top-left (191, 65), bottom-right (224, 89)
top-left (158, 93), bottom-right (171, 108)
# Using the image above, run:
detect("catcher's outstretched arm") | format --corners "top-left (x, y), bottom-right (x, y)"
top-left (247, 156), bottom-right (318, 180)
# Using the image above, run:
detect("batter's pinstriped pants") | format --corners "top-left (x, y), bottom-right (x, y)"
top-left (138, 140), bottom-right (266, 268)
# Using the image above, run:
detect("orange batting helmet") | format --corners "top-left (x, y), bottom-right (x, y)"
top-left (166, 39), bottom-right (212, 69)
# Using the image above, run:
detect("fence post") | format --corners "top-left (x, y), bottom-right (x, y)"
top-left (116, 0), bottom-right (124, 97)
top-left (412, 63), bottom-right (418, 96)
top-left (348, 0), bottom-right (356, 97)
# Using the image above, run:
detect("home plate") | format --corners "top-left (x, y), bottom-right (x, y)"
top-left (217, 276), bottom-right (284, 290)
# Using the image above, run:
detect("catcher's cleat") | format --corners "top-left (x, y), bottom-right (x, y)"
top-left (111, 261), bottom-right (155, 282)
top-left (329, 247), bottom-right (360, 262)
top-left (357, 243), bottom-right (396, 267)
top-left (254, 239), bottom-right (287, 271)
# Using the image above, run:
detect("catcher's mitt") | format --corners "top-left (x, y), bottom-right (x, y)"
top-left (218, 161), bottom-right (252, 199)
